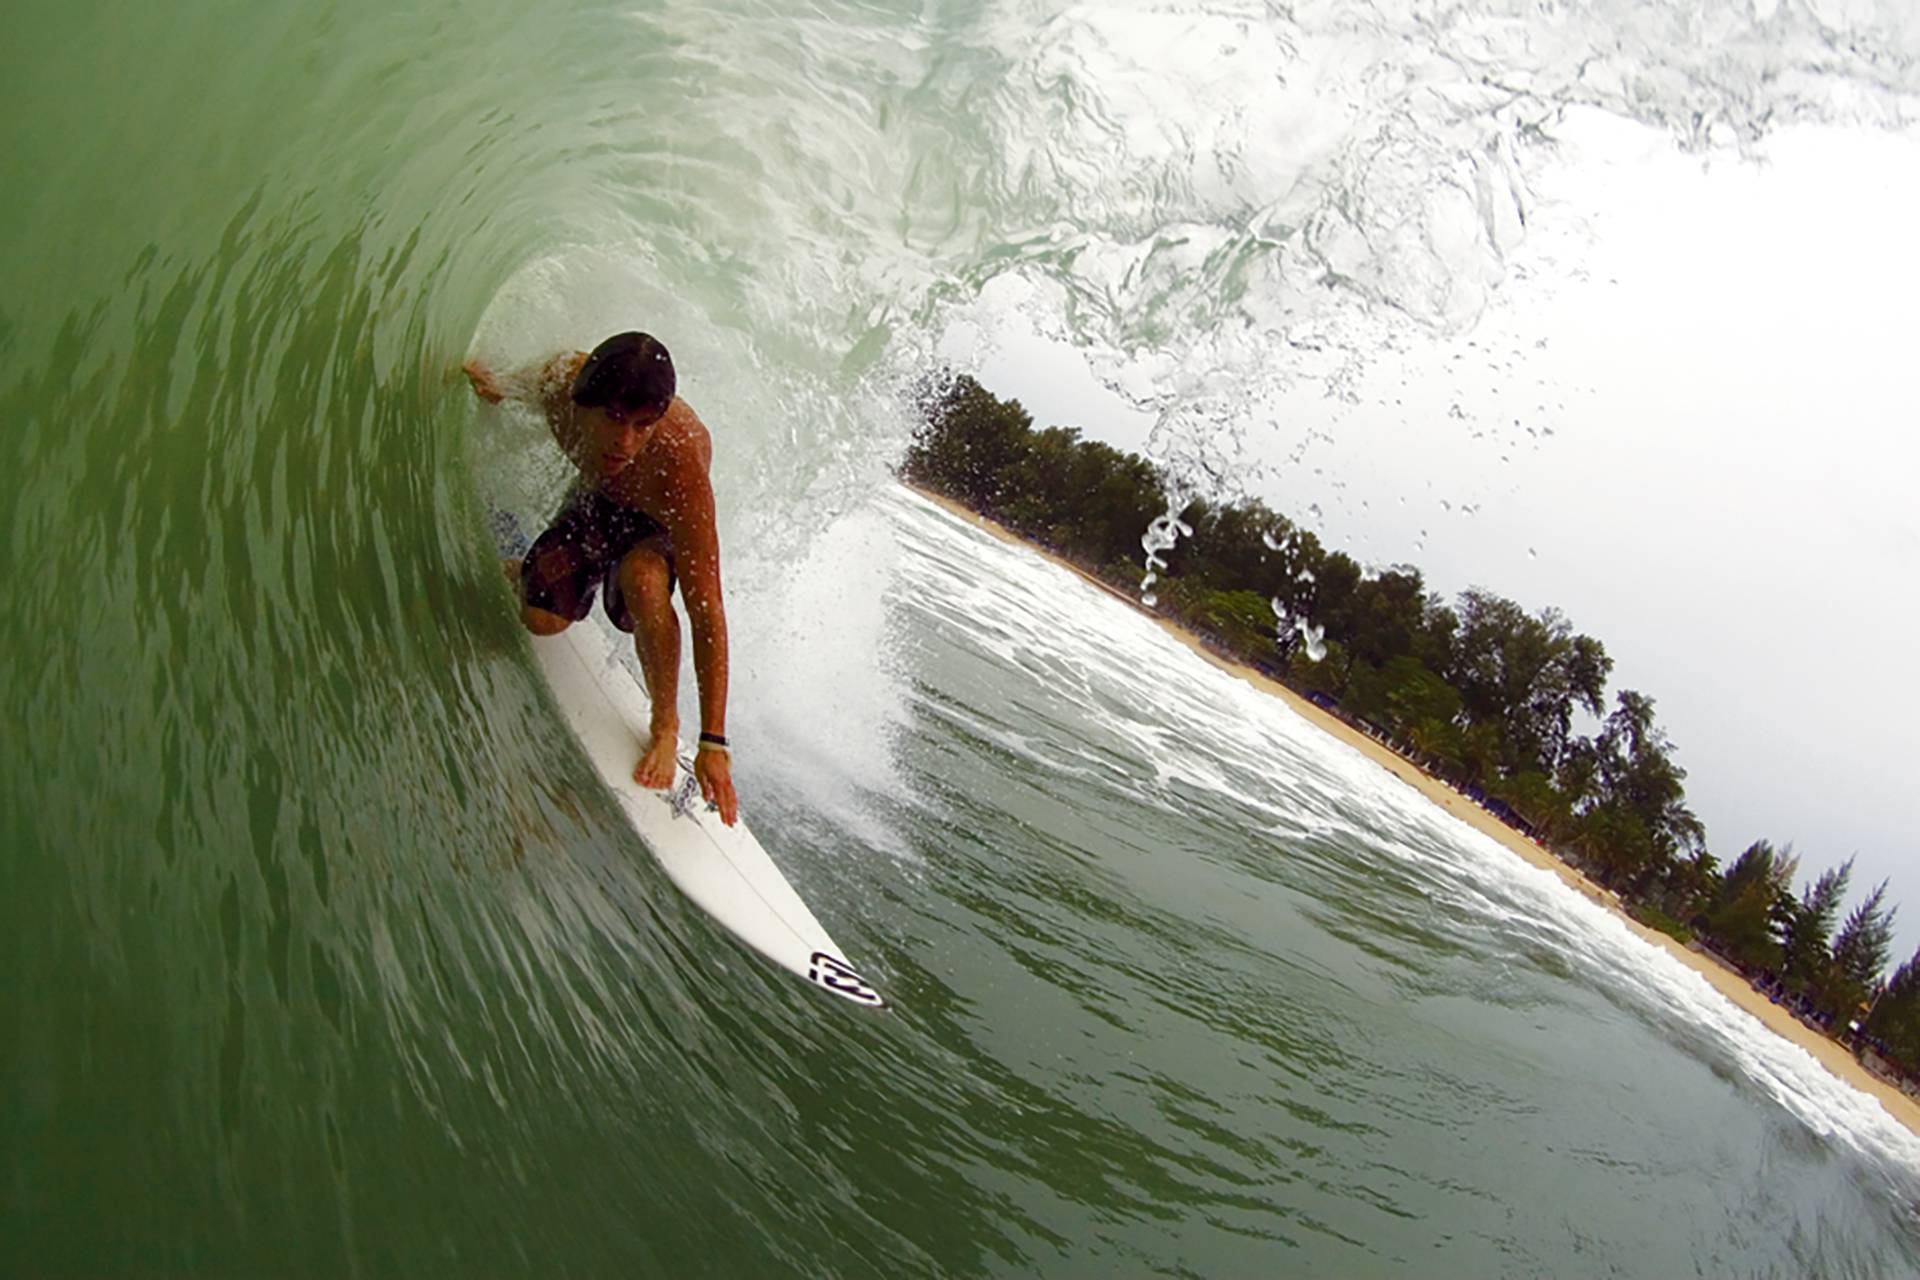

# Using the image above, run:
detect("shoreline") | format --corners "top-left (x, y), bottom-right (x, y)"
top-left (902, 483), bottom-right (1920, 1142)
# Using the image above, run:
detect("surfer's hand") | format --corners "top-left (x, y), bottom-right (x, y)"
top-left (696, 750), bottom-right (738, 827)
top-left (463, 358), bottom-right (504, 403)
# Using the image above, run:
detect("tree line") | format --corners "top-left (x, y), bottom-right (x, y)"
top-left (902, 373), bottom-right (1915, 1074)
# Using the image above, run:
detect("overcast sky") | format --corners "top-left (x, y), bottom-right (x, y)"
top-left (967, 114), bottom-right (1920, 959)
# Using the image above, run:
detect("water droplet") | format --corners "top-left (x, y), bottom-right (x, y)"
top-left (1526, 547), bottom-right (1538, 560)
top-left (1295, 619), bottom-right (1328, 662)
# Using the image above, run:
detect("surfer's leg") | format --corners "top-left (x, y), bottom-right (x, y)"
top-left (522, 605), bottom-right (572, 635)
top-left (518, 502), bottom-right (602, 635)
top-left (502, 557), bottom-right (572, 633)
top-left (616, 542), bottom-right (681, 789)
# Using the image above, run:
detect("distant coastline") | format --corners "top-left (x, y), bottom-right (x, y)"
top-left (902, 480), bottom-right (1920, 1141)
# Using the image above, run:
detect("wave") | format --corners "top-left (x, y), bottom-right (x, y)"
top-left (5, 0), bottom-right (1919, 1273)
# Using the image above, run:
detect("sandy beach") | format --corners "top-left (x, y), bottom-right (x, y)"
top-left (905, 483), bottom-right (1920, 1141)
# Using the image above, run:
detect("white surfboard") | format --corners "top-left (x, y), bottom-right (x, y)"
top-left (525, 598), bottom-right (886, 1010)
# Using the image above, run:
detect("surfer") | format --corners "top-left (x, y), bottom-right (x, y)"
top-left (464, 332), bottom-right (738, 827)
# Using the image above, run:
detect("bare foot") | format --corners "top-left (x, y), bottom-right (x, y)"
top-left (633, 730), bottom-right (678, 789)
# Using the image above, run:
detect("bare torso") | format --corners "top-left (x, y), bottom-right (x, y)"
top-left (541, 352), bottom-right (714, 517)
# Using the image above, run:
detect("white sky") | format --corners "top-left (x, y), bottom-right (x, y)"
top-left (968, 113), bottom-right (1920, 959)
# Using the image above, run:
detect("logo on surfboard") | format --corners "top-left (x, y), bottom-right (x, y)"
top-left (667, 757), bottom-right (702, 819)
top-left (809, 951), bottom-right (885, 1008)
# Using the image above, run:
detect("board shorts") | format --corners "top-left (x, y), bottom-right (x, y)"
top-left (520, 486), bottom-right (674, 633)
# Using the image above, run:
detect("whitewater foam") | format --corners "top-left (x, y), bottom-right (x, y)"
top-left (882, 484), bottom-right (1920, 1193)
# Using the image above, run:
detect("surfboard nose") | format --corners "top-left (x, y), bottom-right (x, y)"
top-left (808, 952), bottom-right (887, 1009)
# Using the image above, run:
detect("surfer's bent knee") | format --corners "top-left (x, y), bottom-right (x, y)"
top-left (617, 544), bottom-right (674, 610)
top-left (522, 605), bottom-right (571, 636)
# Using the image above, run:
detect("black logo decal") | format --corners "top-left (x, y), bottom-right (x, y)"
top-left (808, 951), bottom-right (885, 1008)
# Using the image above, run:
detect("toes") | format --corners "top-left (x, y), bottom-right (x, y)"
top-left (632, 752), bottom-right (677, 790)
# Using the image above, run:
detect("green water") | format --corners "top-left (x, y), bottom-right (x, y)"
top-left (6, 0), bottom-right (1920, 1274)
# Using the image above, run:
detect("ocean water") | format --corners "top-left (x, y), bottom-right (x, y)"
top-left (5, 0), bottom-right (1920, 1274)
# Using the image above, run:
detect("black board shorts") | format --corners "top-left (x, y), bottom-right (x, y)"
top-left (520, 487), bottom-right (674, 633)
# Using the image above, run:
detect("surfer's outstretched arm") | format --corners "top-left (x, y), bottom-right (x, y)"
top-left (463, 352), bottom-right (572, 403)
top-left (463, 352), bottom-right (591, 460)
top-left (658, 456), bottom-right (737, 826)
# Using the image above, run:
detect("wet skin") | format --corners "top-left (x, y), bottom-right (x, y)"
top-left (465, 354), bottom-right (738, 826)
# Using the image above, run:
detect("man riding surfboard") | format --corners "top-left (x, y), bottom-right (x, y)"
top-left (464, 332), bottom-right (739, 826)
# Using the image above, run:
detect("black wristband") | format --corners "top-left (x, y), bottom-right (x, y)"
top-left (699, 732), bottom-right (729, 748)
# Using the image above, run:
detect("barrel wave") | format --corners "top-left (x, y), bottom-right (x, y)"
top-left (4, 0), bottom-right (1919, 1274)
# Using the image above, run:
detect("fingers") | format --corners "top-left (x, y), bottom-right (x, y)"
top-left (697, 756), bottom-right (739, 826)
top-left (462, 358), bottom-right (504, 403)
top-left (702, 774), bottom-right (738, 826)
